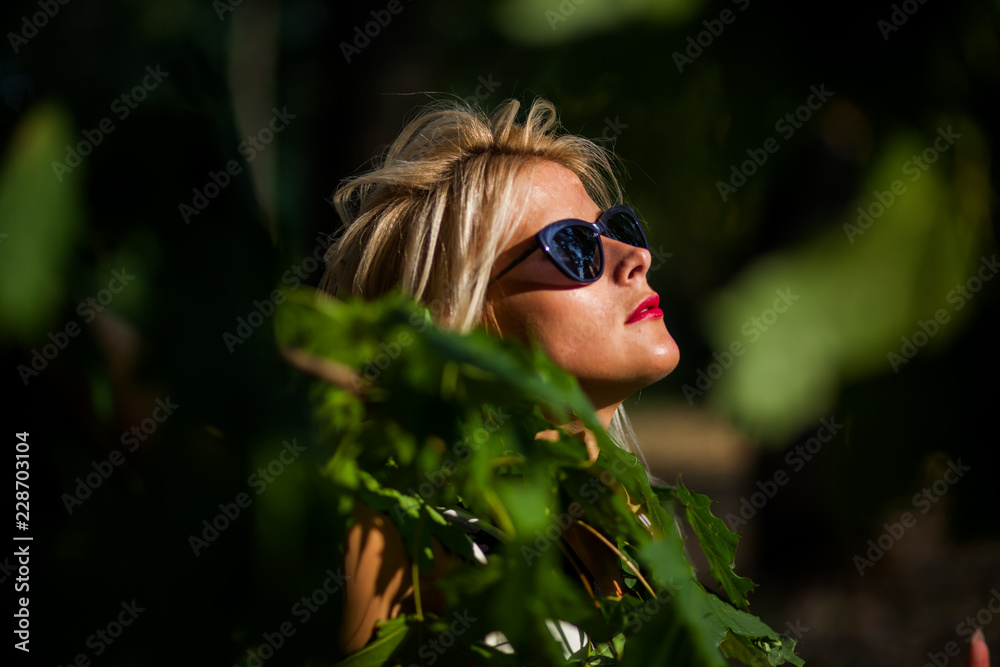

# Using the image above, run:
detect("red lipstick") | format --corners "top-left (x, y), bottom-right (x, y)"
top-left (627, 294), bottom-right (663, 324)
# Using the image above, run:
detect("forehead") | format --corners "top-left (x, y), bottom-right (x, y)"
top-left (516, 161), bottom-right (601, 238)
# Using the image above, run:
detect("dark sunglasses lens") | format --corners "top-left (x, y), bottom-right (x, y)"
top-left (604, 211), bottom-right (647, 249)
top-left (551, 225), bottom-right (601, 280)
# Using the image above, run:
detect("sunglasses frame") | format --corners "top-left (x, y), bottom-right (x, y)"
top-left (487, 204), bottom-right (649, 287)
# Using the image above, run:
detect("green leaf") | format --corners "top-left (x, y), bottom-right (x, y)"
top-left (334, 616), bottom-right (411, 667)
top-left (636, 536), bottom-right (802, 666)
top-left (277, 288), bottom-right (802, 666)
top-left (0, 103), bottom-right (85, 341)
top-left (670, 478), bottom-right (756, 610)
top-left (702, 126), bottom-right (989, 442)
top-left (709, 595), bottom-right (804, 666)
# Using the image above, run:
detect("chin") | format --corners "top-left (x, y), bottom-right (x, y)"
top-left (638, 361), bottom-right (677, 390)
top-left (581, 368), bottom-right (675, 411)
top-left (650, 338), bottom-right (681, 379)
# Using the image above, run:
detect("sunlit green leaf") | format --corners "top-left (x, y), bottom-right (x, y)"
top-left (670, 478), bottom-right (755, 610)
top-left (279, 287), bottom-right (801, 665)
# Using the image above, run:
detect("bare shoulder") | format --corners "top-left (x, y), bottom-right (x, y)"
top-left (339, 502), bottom-right (456, 654)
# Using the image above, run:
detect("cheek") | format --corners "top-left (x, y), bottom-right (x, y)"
top-left (485, 296), bottom-right (532, 345)
top-left (487, 294), bottom-right (551, 345)
top-left (490, 291), bottom-right (608, 364)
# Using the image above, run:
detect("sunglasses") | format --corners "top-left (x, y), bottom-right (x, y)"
top-left (488, 204), bottom-right (649, 286)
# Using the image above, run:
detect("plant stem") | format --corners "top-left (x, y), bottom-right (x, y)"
top-left (575, 519), bottom-right (658, 600)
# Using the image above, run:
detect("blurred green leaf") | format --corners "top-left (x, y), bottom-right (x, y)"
top-left (0, 103), bottom-right (84, 341)
top-left (703, 122), bottom-right (989, 441)
top-left (492, 0), bottom-right (703, 44)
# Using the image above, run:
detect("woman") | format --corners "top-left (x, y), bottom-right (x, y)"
top-left (317, 97), bottom-right (990, 666)
top-left (322, 95), bottom-right (677, 656)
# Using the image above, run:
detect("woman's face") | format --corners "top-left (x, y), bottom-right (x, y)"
top-left (485, 160), bottom-right (680, 420)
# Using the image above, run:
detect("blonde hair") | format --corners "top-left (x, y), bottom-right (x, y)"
top-left (321, 97), bottom-right (649, 465)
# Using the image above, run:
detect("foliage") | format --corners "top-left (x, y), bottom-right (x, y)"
top-left (275, 287), bottom-right (803, 666)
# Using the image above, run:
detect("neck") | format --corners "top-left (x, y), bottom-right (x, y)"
top-left (591, 401), bottom-right (621, 431)
top-left (575, 378), bottom-right (634, 432)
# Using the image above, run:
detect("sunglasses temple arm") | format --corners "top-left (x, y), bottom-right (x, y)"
top-left (487, 243), bottom-right (539, 286)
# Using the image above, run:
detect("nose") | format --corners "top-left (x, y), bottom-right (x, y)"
top-left (604, 237), bottom-right (651, 284)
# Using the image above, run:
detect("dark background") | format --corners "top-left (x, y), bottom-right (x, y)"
top-left (1, 0), bottom-right (997, 665)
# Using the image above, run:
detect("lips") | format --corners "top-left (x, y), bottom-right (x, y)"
top-left (626, 294), bottom-right (663, 324)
